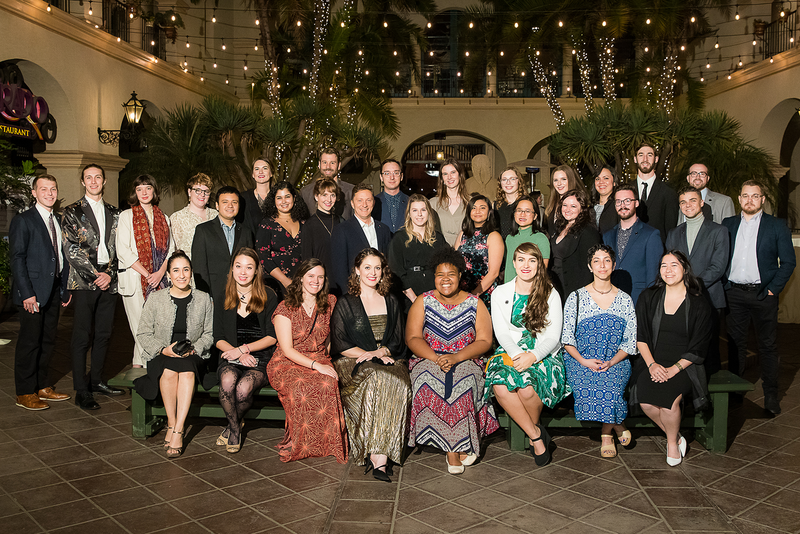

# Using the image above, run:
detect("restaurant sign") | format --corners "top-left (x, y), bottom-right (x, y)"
top-left (0, 63), bottom-right (57, 146)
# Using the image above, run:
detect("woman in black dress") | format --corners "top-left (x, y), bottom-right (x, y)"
top-left (301, 178), bottom-right (340, 279)
top-left (592, 166), bottom-right (620, 235)
top-left (633, 251), bottom-right (713, 466)
top-left (544, 165), bottom-right (586, 236)
top-left (388, 194), bottom-right (448, 305)
top-left (134, 251), bottom-right (214, 458)
top-left (214, 248), bottom-right (278, 453)
top-left (548, 188), bottom-right (602, 302)
top-left (256, 180), bottom-right (309, 294)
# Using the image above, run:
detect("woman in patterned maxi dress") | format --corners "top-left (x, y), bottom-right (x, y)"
top-left (406, 248), bottom-right (498, 475)
top-left (487, 242), bottom-right (571, 467)
top-left (455, 194), bottom-right (503, 312)
top-left (561, 244), bottom-right (637, 458)
top-left (267, 259), bottom-right (348, 463)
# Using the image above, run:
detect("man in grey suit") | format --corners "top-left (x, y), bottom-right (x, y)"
top-left (666, 186), bottom-right (729, 374)
top-left (678, 163), bottom-right (735, 224)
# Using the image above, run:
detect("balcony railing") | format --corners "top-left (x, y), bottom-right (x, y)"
top-left (103, 0), bottom-right (130, 43)
top-left (762, 11), bottom-right (798, 59)
top-left (142, 24), bottom-right (167, 61)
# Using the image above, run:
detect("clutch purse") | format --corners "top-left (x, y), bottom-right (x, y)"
top-left (172, 339), bottom-right (195, 357)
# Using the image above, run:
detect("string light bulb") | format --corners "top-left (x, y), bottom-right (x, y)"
top-left (706, 61), bottom-right (710, 68)
top-left (691, 16), bottom-right (696, 22)
top-left (753, 39), bottom-right (757, 46)
top-left (225, 76), bottom-right (229, 84)
top-left (221, 39), bottom-right (226, 50)
top-left (781, 6), bottom-right (786, 17)
top-left (500, 51), bottom-right (504, 56)
top-left (183, 56), bottom-right (188, 66)
top-left (646, 18), bottom-right (651, 24)
top-left (384, 21), bottom-right (388, 27)
top-left (171, 15), bottom-right (175, 21)
top-left (558, 20), bottom-right (563, 27)
top-left (602, 20), bottom-right (606, 26)
top-left (770, 56), bottom-right (774, 63)
top-left (738, 56), bottom-right (743, 66)
top-left (644, 46), bottom-right (649, 52)
top-left (212, 9), bottom-right (216, 23)
top-left (88, 1), bottom-right (92, 15)
top-left (46, 2), bottom-right (51, 12)
top-left (514, 22), bottom-right (519, 28)
top-left (255, 19), bottom-right (259, 25)
top-left (255, 40), bottom-right (259, 51)
top-left (186, 39), bottom-right (190, 48)
top-left (341, 22), bottom-right (345, 27)
top-left (393, 51), bottom-right (397, 56)
top-left (469, 22), bottom-right (474, 28)
top-left (714, 40), bottom-right (719, 49)
top-left (213, 59), bottom-right (217, 68)
top-left (735, 6), bottom-right (740, 20)
top-left (427, 22), bottom-right (431, 28)
top-left (297, 20), bottom-right (301, 26)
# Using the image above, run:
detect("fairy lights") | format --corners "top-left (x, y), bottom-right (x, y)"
top-left (212, 9), bottom-right (216, 23)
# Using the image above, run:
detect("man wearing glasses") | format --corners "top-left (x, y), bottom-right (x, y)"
top-left (603, 184), bottom-right (663, 304)
top-left (301, 147), bottom-right (354, 220)
top-left (374, 158), bottom-right (409, 233)
top-left (170, 173), bottom-right (218, 259)
top-left (679, 163), bottom-right (735, 224)
top-left (723, 181), bottom-right (795, 414)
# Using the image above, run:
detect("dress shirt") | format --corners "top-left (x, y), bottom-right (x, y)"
top-left (219, 218), bottom-right (237, 254)
top-left (35, 203), bottom-right (63, 269)
top-left (617, 224), bottom-right (634, 257)
top-left (637, 175), bottom-right (656, 201)
top-left (86, 196), bottom-right (109, 264)
top-left (382, 191), bottom-right (403, 232)
top-left (701, 188), bottom-right (708, 201)
top-left (730, 211), bottom-right (763, 284)
top-left (356, 216), bottom-right (378, 249)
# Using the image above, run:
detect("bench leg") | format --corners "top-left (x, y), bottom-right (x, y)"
top-left (130, 391), bottom-right (166, 439)
top-left (506, 418), bottom-right (527, 452)
top-left (696, 392), bottom-right (729, 453)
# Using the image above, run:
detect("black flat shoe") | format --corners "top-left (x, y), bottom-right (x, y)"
top-left (372, 465), bottom-right (391, 482)
top-left (530, 424), bottom-right (552, 467)
top-left (75, 391), bottom-right (100, 410)
top-left (93, 382), bottom-right (124, 396)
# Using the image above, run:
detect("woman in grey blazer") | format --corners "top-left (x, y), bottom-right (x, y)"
top-left (134, 251), bottom-right (214, 458)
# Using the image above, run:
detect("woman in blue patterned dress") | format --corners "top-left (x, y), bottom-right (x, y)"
top-left (406, 248), bottom-right (499, 475)
top-left (488, 242), bottom-right (571, 466)
top-left (455, 194), bottom-right (503, 312)
top-left (561, 244), bottom-right (637, 458)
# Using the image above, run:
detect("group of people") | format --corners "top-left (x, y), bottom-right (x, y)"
top-left (8, 143), bottom-right (794, 475)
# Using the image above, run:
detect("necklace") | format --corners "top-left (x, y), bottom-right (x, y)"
top-left (316, 212), bottom-right (333, 236)
top-left (591, 282), bottom-right (613, 295)
top-left (238, 289), bottom-right (252, 302)
top-left (302, 300), bottom-right (315, 316)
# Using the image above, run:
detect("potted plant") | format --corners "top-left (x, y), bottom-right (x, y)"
top-left (142, 10), bottom-right (185, 44)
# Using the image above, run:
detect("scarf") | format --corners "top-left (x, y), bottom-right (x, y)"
top-left (133, 204), bottom-right (170, 299)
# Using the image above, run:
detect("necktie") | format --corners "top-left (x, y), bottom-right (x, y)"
top-left (641, 182), bottom-right (649, 203)
top-left (48, 214), bottom-right (60, 273)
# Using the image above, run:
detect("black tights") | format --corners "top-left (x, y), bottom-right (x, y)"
top-left (218, 364), bottom-right (266, 446)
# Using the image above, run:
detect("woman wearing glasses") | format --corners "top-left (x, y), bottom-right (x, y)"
top-left (170, 173), bottom-right (218, 259)
top-left (503, 195), bottom-right (549, 282)
top-left (495, 166), bottom-right (530, 239)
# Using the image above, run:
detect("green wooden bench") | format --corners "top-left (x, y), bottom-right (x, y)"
top-left (108, 371), bottom-right (286, 440)
top-left (497, 370), bottom-right (754, 453)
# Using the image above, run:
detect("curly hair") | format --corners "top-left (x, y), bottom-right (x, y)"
top-left (428, 246), bottom-right (466, 274)
top-left (495, 165), bottom-right (529, 207)
top-left (461, 194), bottom-right (498, 236)
top-left (284, 258), bottom-right (331, 314)
top-left (513, 243), bottom-right (553, 335)
top-left (347, 248), bottom-right (393, 296)
top-left (653, 250), bottom-right (703, 296)
top-left (586, 243), bottom-right (616, 265)
top-left (186, 172), bottom-right (213, 192)
top-left (223, 247), bottom-right (270, 313)
top-left (555, 188), bottom-right (593, 236)
top-left (264, 180), bottom-right (310, 222)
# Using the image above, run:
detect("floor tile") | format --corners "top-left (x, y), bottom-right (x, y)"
top-left (11, 482), bottom-right (84, 511)
top-left (224, 478), bottom-right (292, 505)
top-left (410, 502), bottom-right (489, 532)
top-left (659, 507), bottom-right (733, 531)
top-left (738, 502), bottom-right (800, 532)
top-left (494, 503), bottom-right (572, 533)
top-left (69, 471), bottom-right (138, 497)
top-left (340, 479), bottom-right (398, 501)
top-left (92, 486), bottom-right (164, 515)
top-left (333, 499), bottom-right (395, 522)
top-left (114, 502), bottom-right (191, 534)
top-left (28, 499), bottom-right (106, 531)
top-left (271, 467), bottom-right (338, 493)
top-left (254, 495), bottom-right (327, 525)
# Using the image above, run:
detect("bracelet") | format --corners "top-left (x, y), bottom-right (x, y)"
top-left (244, 344), bottom-right (250, 354)
top-left (648, 362), bottom-right (655, 369)
top-left (674, 362), bottom-right (684, 371)
top-left (238, 346), bottom-right (244, 354)
top-left (311, 361), bottom-right (316, 370)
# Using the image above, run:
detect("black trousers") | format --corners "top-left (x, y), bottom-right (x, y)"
top-left (15, 284), bottom-right (61, 395)
top-left (71, 289), bottom-right (117, 393)
top-left (726, 287), bottom-right (780, 397)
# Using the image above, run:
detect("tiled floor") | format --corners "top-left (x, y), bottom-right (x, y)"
top-left (1, 302), bottom-right (800, 533)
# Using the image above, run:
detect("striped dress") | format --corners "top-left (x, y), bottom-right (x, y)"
top-left (408, 292), bottom-right (499, 454)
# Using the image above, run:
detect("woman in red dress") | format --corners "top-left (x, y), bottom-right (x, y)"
top-left (267, 258), bottom-right (348, 463)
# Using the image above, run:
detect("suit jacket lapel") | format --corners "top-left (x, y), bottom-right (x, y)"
top-left (355, 219), bottom-right (370, 249)
top-left (212, 219), bottom-right (231, 257)
top-left (103, 203), bottom-right (114, 248)
top-left (618, 220), bottom-right (642, 263)
top-left (80, 200), bottom-right (100, 236)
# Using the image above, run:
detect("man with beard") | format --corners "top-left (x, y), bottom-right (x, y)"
top-left (678, 163), bottom-right (735, 225)
top-left (301, 147), bottom-right (354, 220)
top-left (723, 181), bottom-right (795, 415)
top-left (634, 143), bottom-right (679, 245)
top-left (667, 186), bottom-right (729, 374)
top-left (603, 184), bottom-right (663, 304)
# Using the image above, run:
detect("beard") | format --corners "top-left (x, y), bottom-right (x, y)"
top-left (636, 161), bottom-right (655, 174)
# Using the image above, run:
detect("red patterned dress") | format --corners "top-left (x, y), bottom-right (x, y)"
top-left (408, 292), bottom-right (499, 455)
top-left (266, 295), bottom-right (348, 463)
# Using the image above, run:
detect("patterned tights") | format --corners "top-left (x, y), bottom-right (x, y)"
top-left (218, 363), bottom-right (266, 446)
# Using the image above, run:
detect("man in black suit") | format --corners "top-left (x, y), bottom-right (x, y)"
top-left (62, 164), bottom-right (124, 410)
top-left (192, 186), bottom-right (254, 304)
top-left (723, 180), bottom-right (796, 414)
top-left (330, 184), bottom-right (392, 292)
top-left (666, 186), bottom-right (730, 374)
top-left (634, 143), bottom-right (679, 245)
top-left (9, 175), bottom-right (72, 410)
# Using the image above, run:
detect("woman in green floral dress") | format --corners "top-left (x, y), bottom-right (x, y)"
top-left (487, 242), bottom-right (571, 466)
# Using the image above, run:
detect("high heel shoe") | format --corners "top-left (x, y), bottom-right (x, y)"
top-left (166, 430), bottom-right (184, 459)
top-left (217, 420), bottom-right (245, 447)
top-left (530, 424), bottom-right (552, 467)
top-left (372, 466), bottom-right (391, 482)
top-left (164, 426), bottom-right (173, 450)
top-left (678, 435), bottom-right (687, 458)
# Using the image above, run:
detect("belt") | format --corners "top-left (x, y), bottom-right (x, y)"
top-left (117, 268), bottom-right (126, 273)
top-left (411, 266), bottom-right (425, 272)
top-left (730, 282), bottom-right (759, 291)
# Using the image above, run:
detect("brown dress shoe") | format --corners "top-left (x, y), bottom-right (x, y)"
top-left (16, 394), bottom-right (49, 411)
top-left (38, 387), bottom-right (71, 402)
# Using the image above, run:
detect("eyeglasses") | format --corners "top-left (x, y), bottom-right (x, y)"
top-left (740, 194), bottom-right (762, 201)
top-left (381, 171), bottom-right (402, 177)
top-left (614, 198), bottom-right (635, 206)
top-left (688, 171), bottom-right (709, 178)
top-left (514, 209), bottom-right (534, 215)
top-left (191, 188), bottom-right (211, 197)
top-left (501, 177), bottom-right (518, 183)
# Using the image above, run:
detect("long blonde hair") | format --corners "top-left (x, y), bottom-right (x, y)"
top-left (434, 157), bottom-right (470, 209)
top-left (404, 194), bottom-right (438, 246)
top-left (495, 165), bottom-right (529, 207)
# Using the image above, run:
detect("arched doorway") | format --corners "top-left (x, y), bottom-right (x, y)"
top-left (760, 98), bottom-right (800, 226)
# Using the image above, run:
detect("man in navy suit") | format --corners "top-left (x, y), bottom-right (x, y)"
top-left (330, 184), bottom-right (392, 292)
top-left (373, 158), bottom-right (409, 233)
top-left (9, 175), bottom-right (72, 410)
top-left (634, 143), bottom-right (679, 245)
top-left (603, 184), bottom-right (664, 304)
top-left (723, 180), bottom-right (796, 414)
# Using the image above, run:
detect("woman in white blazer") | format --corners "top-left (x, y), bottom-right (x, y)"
top-left (116, 175), bottom-right (175, 368)
top-left (487, 242), bottom-right (571, 466)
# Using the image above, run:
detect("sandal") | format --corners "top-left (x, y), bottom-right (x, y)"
top-left (166, 430), bottom-right (184, 459)
top-left (600, 434), bottom-right (617, 458)
top-left (164, 426), bottom-right (173, 450)
top-left (217, 420), bottom-right (245, 447)
top-left (615, 428), bottom-right (632, 447)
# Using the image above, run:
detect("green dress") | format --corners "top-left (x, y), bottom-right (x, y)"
top-left (484, 292), bottom-right (571, 407)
